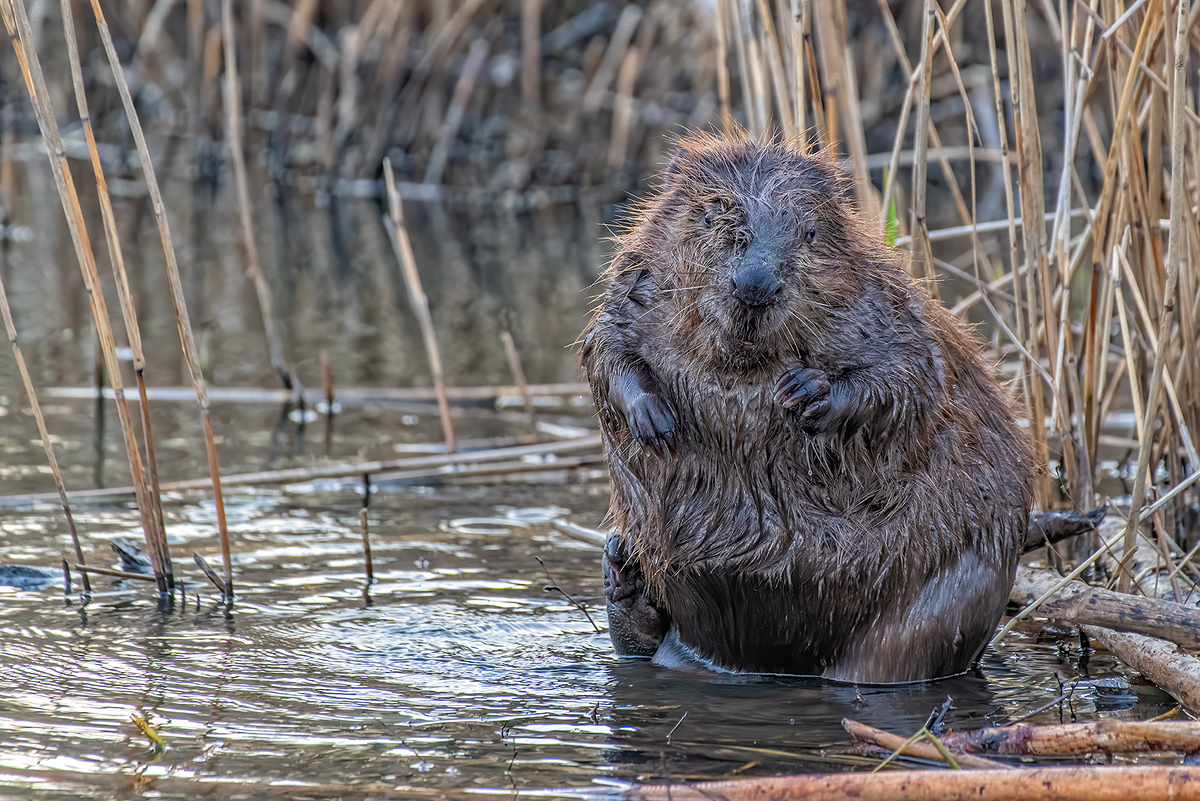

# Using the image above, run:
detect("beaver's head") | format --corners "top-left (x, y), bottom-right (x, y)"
top-left (625, 137), bottom-right (876, 371)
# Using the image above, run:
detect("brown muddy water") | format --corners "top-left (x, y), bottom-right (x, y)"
top-left (0, 161), bottom-right (1181, 799)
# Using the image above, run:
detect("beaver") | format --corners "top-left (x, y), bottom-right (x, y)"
top-left (581, 135), bottom-right (1045, 683)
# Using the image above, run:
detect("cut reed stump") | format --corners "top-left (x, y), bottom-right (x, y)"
top-left (622, 766), bottom-right (1200, 801)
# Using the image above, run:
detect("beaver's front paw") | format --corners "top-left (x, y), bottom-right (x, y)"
top-left (774, 366), bottom-right (831, 427)
top-left (626, 391), bottom-right (676, 456)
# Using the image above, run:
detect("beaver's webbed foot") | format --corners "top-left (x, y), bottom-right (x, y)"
top-left (603, 533), bottom-right (669, 657)
top-left (775, 366), bottom-right (831, 429)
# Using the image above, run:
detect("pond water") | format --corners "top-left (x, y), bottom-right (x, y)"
top-left (0, 156), bottom-right (1183, 799)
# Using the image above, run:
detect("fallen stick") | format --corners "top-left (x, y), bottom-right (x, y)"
top-left (43, 383), bottom-right (591, 404)
top-left (936, 719), bottom-right (1200, 756)
top-left (0, 435), bottom-right (601, 503)
top-left (841, 719), bottom-right (1013, 769)
top-left (74, 564), bottom-right (156, 583)
top-left (1013, 565), bottom-right (1200, 648)
top-left (623, 765), bottom-right (1200, 801)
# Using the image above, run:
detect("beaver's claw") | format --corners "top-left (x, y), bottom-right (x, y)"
top-left (775, 365), bottom-right (831, 425)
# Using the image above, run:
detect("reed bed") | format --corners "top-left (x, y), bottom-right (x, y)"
top-left (0, 0), bottom-right (1195, 611)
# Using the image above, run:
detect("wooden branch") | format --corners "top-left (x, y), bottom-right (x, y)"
top-left (1013, 565), bottom-right (1200, 648)
top-left (937, 720), bottom-right (1200, 756)
top-left (841, 719), bottom-right (1014, 770)
top-left (624, 766), bottom-right (1200, 800)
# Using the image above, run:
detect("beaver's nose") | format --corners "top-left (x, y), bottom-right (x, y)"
top-left (732, 266), bottom-right (781, 308)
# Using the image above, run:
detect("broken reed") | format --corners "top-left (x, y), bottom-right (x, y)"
top-left (60, 0), bottom-right (168, 590)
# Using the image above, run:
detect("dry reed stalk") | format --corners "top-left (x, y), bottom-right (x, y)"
top-left (1115, 250), bottom-right (1199, 465)
top-left (499, 331), bottom-right (535, 418)
top-left (816, 0), bottom-right (874, 218)
top-left (87, 0), bottom-right (233, 597)
top-left (582, 4), bottom-right (642, 115)
top-left (12, 436), bottom-right (602, 500)
top-left (60, 0), bottom-right (170, 581)
top-left (789, 0), bottom-right (807, 143)
top-left (1118, 0), bottom-right (1193, 594)
top-left (520, 0), bottom-right (541, 108)
top-left (908, 1), bottom-right (937, 298)
top-left (879, 67), bottom-right (919, 237)
top-left (0, 274), bottom-right (89, 593)
top-left (306, 453), bottom-right (606, 490)
top-left (872, 0), bottom-right (984, 247)
top-left (269, 0), bottom-right (319, 115)
top-left (334, 0), bottom-right (389, 161)
top-left (1090, 3), bottom-right (1161, 271)
top-left (382, 158), bottom-right (457, 453)
top-left (425, 38), bottom-right (489, 185)
top-left (42, 382), bottom-right (591, 405)
top-left (1, 0), bottom-right (170, 591)
top-left (607, 46), bottom-right (641, 170)
top-left (726, 0), bottom-right (760, 135)
top-left (75, 564), bottom-right (157, 583)
top-left (186, 0), bottom-right (204, 146)
top-left (802, 20), bottom-right (826, 147)
top-left (0, 104), bottom-right (12, 229)
top-left (1000, 0), bottom-right (1052, 508)
top-left (193, 552), bottom-right (227, 596)
top-left (223, 0), bottom-right (295, 390)
top-left (715, 0), bottom-right (733, 136)
top-left (360, 475), bottom-right (373, 582)
top-left (752, 0), bottom-right (794, 139)
top-left (319, 347), bottom-right (334, 453)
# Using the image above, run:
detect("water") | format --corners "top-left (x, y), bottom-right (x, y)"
top-left (0, 400), bottom-right (1181, 799)
top-left (0, 150), bottom-right (1183, 800)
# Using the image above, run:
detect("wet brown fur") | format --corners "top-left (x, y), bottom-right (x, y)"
top-left (582, 135), bottom-right (1036, 683)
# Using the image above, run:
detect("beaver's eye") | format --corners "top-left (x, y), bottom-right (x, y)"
top-left (703, 212), bottom-right (714, 229)
top-left (805, 226), bottom-right (816, 243)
